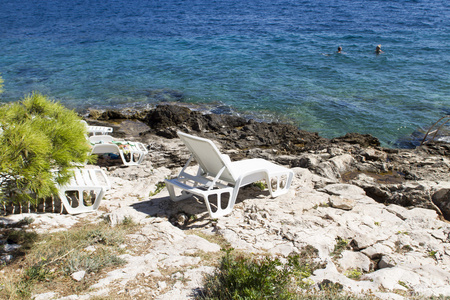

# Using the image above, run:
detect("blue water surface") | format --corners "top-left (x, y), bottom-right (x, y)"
top-left (0, 0), bottom-right (449, 147)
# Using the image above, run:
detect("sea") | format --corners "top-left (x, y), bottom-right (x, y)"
top-left (0, 0), bottom-right (449, 147)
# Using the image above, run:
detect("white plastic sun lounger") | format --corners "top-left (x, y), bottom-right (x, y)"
top-left (57, 168), bottom-right (111, 214)
top-left (89, 135), bottom-right (148, 166)
top-left (165, 132), bottom-right (294, 218)
top-left (81, 120), bottom-right (113, 136)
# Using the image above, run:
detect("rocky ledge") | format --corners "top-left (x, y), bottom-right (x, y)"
top-left (1, 104), bottom-right (449, 299)
top-left (89, 104), bottom-right (450, 220)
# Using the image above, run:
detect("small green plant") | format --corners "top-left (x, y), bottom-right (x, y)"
top-left (396, 231), bottom-right (409, 235)
top-left (331, 238), bottom-right (350, 258)
top-left (313, 203), bottom-right (330, 209)
top-left (394, 241), bottom-right (413, 254)
top-left (252, 181), bottom-right (267, 191)
top-left (345, 269), bottom-right (362, 280)
top-left (149, 181), bottom-right (166, 196)
top-left (428, 250), bottom-right (437, 259)
top-left (65, 249), bottom-right (125, 275)
top-left (23, 261), bottom-right (52, 282)
top-left (122, 215), bottom-right (135, 226)
top-left (23, 216), bottom-right (35, 225)
top-left (398, 281), bottom-right (409, 289)
top-left (374, 222), bottom-right (380, 226)
top-left (401, 245), bottom-right (413, 252)
top-left (4, 229), bottom-right (39, 250)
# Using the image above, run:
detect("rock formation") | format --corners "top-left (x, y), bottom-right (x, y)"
top-left (87, 104), bottom-right (450, 220)
top-left (1, 104), bottom-right (449, 299)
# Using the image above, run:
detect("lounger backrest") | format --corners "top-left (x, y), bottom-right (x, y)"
top-left (177, 132), bottom-right (237, 184)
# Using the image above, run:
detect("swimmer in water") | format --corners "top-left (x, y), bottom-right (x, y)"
top-left (375, 44), bottom-right (384, 54)
top-left (322, 46), bottom-right (345, 56)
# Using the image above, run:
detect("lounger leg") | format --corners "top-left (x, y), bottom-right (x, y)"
top-left (203, 187), bottom-right (238, 218)
top-left (267, 171), bottom-right (294, 197)
top-left (58, 187), bottom-right (105, 214)
top-left (165, 179), bottom-right (193, 202)
top-left (119, 150), bottom-right (145, 166)
top-left (59, 188), bottom-right (78, 214)
top-left (135, 149), bottom-right (146, 165)
top-left (119, 150), bottom-right (130, 166)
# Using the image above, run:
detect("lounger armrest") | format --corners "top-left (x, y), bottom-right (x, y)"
top-left (165, 178), bottom-right (230, 196)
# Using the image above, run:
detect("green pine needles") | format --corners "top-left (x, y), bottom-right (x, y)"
top-left (0, 92), bottom-right (94, 206)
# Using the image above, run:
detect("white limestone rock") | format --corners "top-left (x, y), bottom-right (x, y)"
top-left (378, 255), bottom-right (396, 269)
top-left (32, 292), bottom-right (57, 300)
top-left (156, 266), bottom-right (215, 300)
top-left (322, 184), bottom-right (366, 200)
top-left (292, 167), bottom-right (322, 191)
top-left (310, 259), bottom-right (377, 294)
top-left (3, 243), bottom-right (21, 252)
top-left (362, 243), bottom-right (394, 259)
top-left (71, 270), bottom-right (86, 282)
top-left (362, 267), bottom-right (421, 291)
top-left (3, 137), bottom-right (450, 299)
top-left (329, 154), bottom-right (355, 173)
top-left (373, 292), bottom-right (405, 300)
top-left (328, 195), bottom-right (356, 210)
top-left (338, 251), bottom-right (372, 272)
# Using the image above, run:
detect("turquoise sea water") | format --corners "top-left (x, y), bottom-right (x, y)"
top-left (0, 0), bottom-right (449, 147)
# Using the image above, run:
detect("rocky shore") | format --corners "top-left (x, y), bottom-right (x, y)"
top-left (1, 104), bottom-right (449, 299)
top-left (89, 104), bottom-right (450, 220)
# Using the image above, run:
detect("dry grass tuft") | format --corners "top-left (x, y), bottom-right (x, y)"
top-left (0, 220), bottom-right (139, 299)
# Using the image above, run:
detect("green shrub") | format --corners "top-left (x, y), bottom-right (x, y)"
top-left (0, 92), bottom-right (94, 205)
top-left (199, 247), bottom-right (325, 300)
top-left (200, 249), bottom-right (291, 299)
top-left (200, 247), bottom-right (376, 299)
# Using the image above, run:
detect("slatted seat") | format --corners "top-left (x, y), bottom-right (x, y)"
top-left (89, 135), bottom-right (148, 166)
top-left (81, 120), bottom-right (113, 136)
top-left (57, 168), bottom-right (111, 214)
